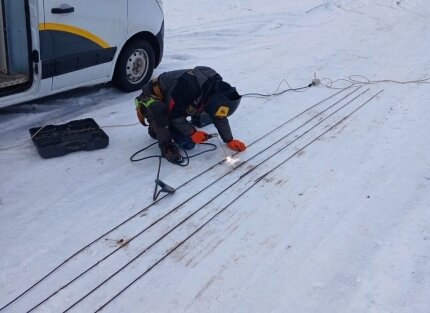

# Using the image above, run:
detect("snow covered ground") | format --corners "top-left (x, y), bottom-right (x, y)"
top-left (1, 0), bottom-right (430, 312)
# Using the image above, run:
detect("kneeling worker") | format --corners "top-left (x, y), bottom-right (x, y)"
top-left (135, 66), bottom-right (246, 164)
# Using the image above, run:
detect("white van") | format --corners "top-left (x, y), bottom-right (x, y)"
top-left (0, 0), bottom-right (164, 107)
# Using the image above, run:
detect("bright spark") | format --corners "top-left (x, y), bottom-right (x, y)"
top-left (225, 155), bottom-right (240, 166)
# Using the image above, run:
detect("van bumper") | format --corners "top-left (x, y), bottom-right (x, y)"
top-left (155, 21), bottom-right (164, 67)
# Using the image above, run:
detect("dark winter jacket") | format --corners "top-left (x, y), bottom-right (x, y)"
top-left (143, 66), bottom-right (234, 143)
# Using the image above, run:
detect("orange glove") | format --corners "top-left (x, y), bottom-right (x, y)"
top-left (227, 139), bottom-right (246, 152)
top-left (191, 130), bottom-right (209, 144)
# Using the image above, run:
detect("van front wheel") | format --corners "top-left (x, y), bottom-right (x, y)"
top-left (114, 40), bottom-right (155, 92)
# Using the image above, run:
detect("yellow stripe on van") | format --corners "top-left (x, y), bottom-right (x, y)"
top-left (39, 23), bottom-right (110, 49)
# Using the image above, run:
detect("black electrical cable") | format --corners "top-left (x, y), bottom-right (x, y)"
top-left (130, 142), bottom-right (217, 163)
top-left (240, 81), bottom-right (315, 98)
top-left (130, 141), bottom-right (217, 201)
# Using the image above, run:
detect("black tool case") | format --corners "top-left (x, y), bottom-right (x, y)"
top-left (29, 118), bottom-right (109, 159)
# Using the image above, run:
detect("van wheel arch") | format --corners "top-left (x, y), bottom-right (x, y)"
top-left (113, 32), bottom-right (160, 92)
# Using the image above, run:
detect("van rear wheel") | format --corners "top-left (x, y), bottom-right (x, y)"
top-left (114, 39), bottom-right (155, 92)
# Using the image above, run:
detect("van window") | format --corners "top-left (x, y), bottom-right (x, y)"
top-left (0, 0), bottom-right (31, 93)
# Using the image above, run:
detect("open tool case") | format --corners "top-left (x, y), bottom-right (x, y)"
top-left (29, 118), bottom-right (109, 159)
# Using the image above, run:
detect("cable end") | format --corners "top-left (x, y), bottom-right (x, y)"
top-left (311, 78), bottom-right (321, 86)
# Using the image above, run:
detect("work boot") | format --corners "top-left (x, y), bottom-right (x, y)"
top-left (171, 132), bottom-right (195, 150)
top-left (180, 140), bottom-right (195, 150)
top-left (161, 142), bottom-right (183, 164)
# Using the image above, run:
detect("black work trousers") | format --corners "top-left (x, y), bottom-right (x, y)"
top-left (140, 99), bottom-right (172, 149)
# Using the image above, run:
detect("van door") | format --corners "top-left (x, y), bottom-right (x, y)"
top-left (41, 0), bottom-right (127, 90)
top-left (0, 0), bottom-right (32, 94)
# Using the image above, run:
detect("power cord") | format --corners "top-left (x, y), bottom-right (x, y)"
top-left (0, 120), bottom-right (140, 151)
top-left (319, 74), bottom-right (430, 89)
top-left (1, 77), bottom-right (312, 152)
top-left (241, 78), bottom-right (319, 98)
top-left (1, 73), bottom-right (428, 151)
top-left (240, 73), bottom-right (430, 98)
top-left (99, 122), bottom-right (140, 129)
top-left (0, 116), bottom-right (66, 151)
